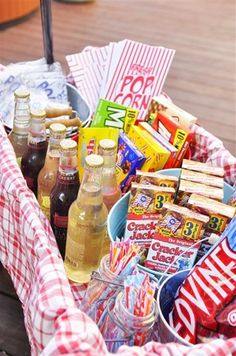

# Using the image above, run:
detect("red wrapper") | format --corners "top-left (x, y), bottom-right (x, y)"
top-left (169, 217), bottom-right (236, 344)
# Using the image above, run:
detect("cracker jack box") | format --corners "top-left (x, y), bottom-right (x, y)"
top-left (91, 98), bottom-right (138, 133)
top-left (78, 127), bottom-right (119, 178)
top-left (182, 159), bottom-right (224, 177)
top-left (144, 95), bottom-right (197, 130)
top-left (156, 202), bottom-right (209, 241)
top-left (180, 168), bottom-right (224, 189)
top-left (176, 179), bottom-right (224, 206)
top-left (116, 132), bottom-right (146, 193)
top-left (124, 183), bottom-right (175, 248)
top-left (138, 121), bottom-right (178, 168)
top-left (127, 124), bottom-right (171, 172)
top-left (151, 111), bottom-right (193, 167)
top-left (135, 170), bottom-right (178, 190)
top-left (188, 194), bottom-right (236, 236)
top-left (145, 234), bottom-right (200, 274)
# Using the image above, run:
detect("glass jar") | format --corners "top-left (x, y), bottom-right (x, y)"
top-left (101, 290), bottom-right (157, 353)
top-left (81, 254), bottom-right (125, 322)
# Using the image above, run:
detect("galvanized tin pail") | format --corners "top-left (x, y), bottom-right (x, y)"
top-left (156, 269), bottom-right (192, 345)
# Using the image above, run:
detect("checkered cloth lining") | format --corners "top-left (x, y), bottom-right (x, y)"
top-left (191, 124), bottom-right (236, 187)
top-left (0, 122), bottom-right (235, 355)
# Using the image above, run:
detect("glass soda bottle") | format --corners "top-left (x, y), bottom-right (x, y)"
top-left (98, 139), bottom-right (121, 212)
top-left (37, 123), bottom-right (66, 220)
top-left (21, 109), bottom-right (48, 196)
top-left (50, 139), bottom-right (80, 259)
top-left (8, 87), bottom-right (31, 167)
top-left (64, 154), bottom-right (108, 284)
top-left (98, 139), bottom-right (121, 256)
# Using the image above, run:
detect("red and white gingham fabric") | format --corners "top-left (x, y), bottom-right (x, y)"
top-left (0, 122), bottom-right (235, 355)
top-left (191, 124), bottom-right (236, 187)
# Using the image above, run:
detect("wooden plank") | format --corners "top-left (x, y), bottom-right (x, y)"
top-left (0, 0), bottom-right (235, 156)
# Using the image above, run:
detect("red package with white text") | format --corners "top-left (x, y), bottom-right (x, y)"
top-left (169, 216), bottom-right (236, 344)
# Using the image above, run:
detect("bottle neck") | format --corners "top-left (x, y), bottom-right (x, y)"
top-left (58, 148), bottom-right (79, 184)
top-left (13, 96), bottom-right (30, 136)
top-left (77, 165), bottom-right (103, 206)
top-left (46, 131), bottom-right (66, 161)
top-left (100, 149), bottom-right (119, 193)
top-left (28, 119), bottom-right (47, 147)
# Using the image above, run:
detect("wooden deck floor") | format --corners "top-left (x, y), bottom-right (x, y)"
top-left (0, 1), bottom-right (235, 354)
top-left (0, 0), bottom-right (235, 154)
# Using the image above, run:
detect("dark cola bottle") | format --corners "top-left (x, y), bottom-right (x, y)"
top-left (21, 109), bottom-right (48, 196)
top-left (50, 139), bottom-right (80, 259)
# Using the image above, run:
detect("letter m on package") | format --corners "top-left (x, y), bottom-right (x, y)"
top-left (105, 106), bottom-right (126, 129)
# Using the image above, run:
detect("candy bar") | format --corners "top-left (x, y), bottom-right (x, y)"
top-left (91, 98), bottom-right (138, 133)
top-left (135, 170), bottom-right (178, 190)
top-left (116, 132), bottom-right (146, 193)
top-left (144, 95), bottom-right (197, 129)
top-left (124, 183), bottom-right (175, 248)
top-left (180, 168), bottom-right (224, 189)
top-left (151, 111), bottom-right (193, 167)
top-left (176, 179), bottom-right (223, 206)
top-left (127, 125), bottom-right (171, 172)
top-left (145, 234), bottom-right (200, 274)
top-left (169, 216), bottom-right (236, 344)
top-left (156, 202), bottom-right (209, 241)
top-left (78, 127), bottom-right (119, 178)
top-left (182, 159), bottom-right (224, 177)
top-left (138, 121), bottom-right (178, 168)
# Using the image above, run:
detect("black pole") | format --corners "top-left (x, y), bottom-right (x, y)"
top-left (40, 0), bottom-right (54, 65)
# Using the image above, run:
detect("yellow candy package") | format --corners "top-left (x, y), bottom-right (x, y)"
top-left (78, 127), bottom-right (119, 178)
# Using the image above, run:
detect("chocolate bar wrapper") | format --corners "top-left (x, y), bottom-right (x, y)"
top-left (169, 216), bottom-right (236, 344)
top-left (91, 98), bottom-right (138, 133)
top-left (188, 194), bottom-right (235, 236)
top-left (145, 234), bottom-right (200, 275)
top-left (180, 168), bottom-right (224, 189)
top-left (156, 202), bottom-right (209, 241)
top-left (135, 170), bottom-right (178, 190)
top-left (116, 132), bottom-right (146, 193)
top-left (176, 179), bottom-right (223, 206)
top-left (182, 159), bottom-right (224, 177)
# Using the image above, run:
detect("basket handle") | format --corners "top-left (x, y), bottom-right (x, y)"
top-left (40, 0), bottom-right (54, 65)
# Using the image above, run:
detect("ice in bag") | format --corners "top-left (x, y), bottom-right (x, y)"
top-left (169, 216), bottom-right (236, 344)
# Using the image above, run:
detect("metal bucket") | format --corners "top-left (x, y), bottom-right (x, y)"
top-left (66, 82), bottom-right (91, 125)
top-left (156, 269), bottom-right (192, 345)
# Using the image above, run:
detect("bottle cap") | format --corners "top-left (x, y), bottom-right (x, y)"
top-left (49, 123), bottom-right (67, 133)
top-left (98, 139), bottom-right (116, 151)
top-left (14, 87), bottom-right (30, 99)
top-left (60, 138), bottom-right (77, 150)
top-left (85, 154), bottom-right (104, 168)
top-left (30, 109), bottom-right (46, 120)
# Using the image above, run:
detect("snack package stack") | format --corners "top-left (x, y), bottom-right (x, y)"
top-left (143, 97), bottom-right (196, 167)
top-left (145, 202), bottom-right (209, 274)
top-left (124, 179), bottom-right (176, 262)
top-left (169, 216), bottom-right (236, 344)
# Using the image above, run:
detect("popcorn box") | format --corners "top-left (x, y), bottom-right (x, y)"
top-left (127, 125), bottom-right (171, 171)
top-left (145, 234), bottom-right (200, 274)
top-left (116, 132), bottom-right (146, 193)
top-left (78, 127), bottom-right (119, 178)
top-left (91, 98), bottom-right (138, 133)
